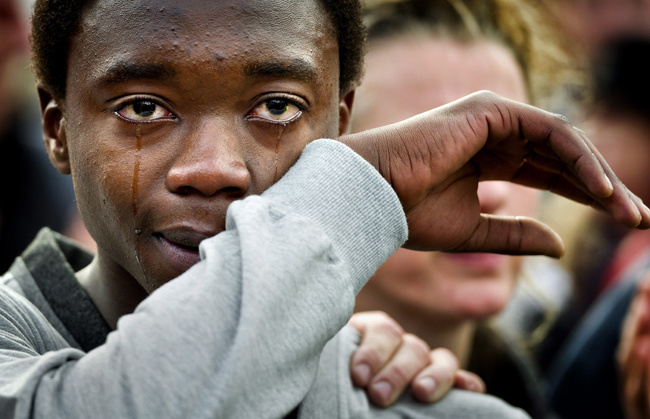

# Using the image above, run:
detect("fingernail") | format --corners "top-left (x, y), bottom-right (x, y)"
top-left (370, 380), bottom-right (393, 404)
top-left (353, 363), bottom-right (371, 385)
top-left (416, 377), bottom-right (437, 396)
top-left (604, 174), bottom-right (613, 195)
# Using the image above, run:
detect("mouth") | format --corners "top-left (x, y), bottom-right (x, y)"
top-left (443, 253), bottom-right (506, 272)
top-left (153, 228), bottom-right (214, 273)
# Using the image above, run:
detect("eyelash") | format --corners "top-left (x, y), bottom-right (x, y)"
top-left (111, 94), bottom-right (307, 125)
top-left (113, 97), bottom-right (176, 124)
top-left (246, 94), bottom-right (307, 125)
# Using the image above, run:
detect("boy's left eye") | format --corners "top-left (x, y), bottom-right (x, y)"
top-left (115, 99), bottom-right (174, 122)
top-left (248, 98), bottom-right (303, 124)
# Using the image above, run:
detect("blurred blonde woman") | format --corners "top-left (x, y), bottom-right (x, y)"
top-left (353, 0), bottom-right (574, 417)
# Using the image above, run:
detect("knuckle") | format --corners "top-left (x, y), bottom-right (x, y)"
top-left (403, 334), bottom-right (431, 362)
top-left (359, 347), bottom-right (384, 368)
top-left (475, 90), bottom-right (498, 100)
top-left (553, 112), bottom-right (571, 125)
top-left (376, 319), bottom-right (404, 340)
top-left (432, 347), bottom-right (460, 369)
top-left (386, 364), bottom-right (413, 385)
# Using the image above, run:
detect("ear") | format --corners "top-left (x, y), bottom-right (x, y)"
top-left (38, 86), bottom-right (71, 175)
top-left (338, 89), bottom-right (356, 136)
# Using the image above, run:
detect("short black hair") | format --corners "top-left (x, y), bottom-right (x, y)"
top-left (30, 0), bottom-right (365, 100)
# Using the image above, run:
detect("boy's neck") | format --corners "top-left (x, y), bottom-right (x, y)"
top-left (76, 255), bottom-right (149, 330)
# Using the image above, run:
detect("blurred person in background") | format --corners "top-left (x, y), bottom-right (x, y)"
top-left (539, 36), bottom-right (650, 419)
top-left (546, 0), bottom-right (650, 60)
top-left (618, 270), bottom-right (650, 419)
top-left (0, 0), bottom-right (94, 272)
top-left (351, 0), bottom-right (574, 416)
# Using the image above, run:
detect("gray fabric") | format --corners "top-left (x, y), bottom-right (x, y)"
top-left (0, 139), bottom-right (530, 418)
top-left (303, 326), bottom-right (531, 419)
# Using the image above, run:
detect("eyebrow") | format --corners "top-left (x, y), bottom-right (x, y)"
top-left (97, 62), bottom-right (177, 86)
top-left (244, 59), bottom-right (318, 83)
top-left (95, 58), bottom-right (317, 87)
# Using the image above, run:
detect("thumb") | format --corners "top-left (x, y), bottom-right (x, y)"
top-left (455, 215), bottom-right (565, 257)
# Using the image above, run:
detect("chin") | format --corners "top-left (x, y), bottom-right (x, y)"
top-left (450, 286), bottom-right (512, 320)
top-left (459, 303), bottom-right (506, 320)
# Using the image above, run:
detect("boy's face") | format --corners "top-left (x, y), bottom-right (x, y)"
top-left (44, 0), bottom-right (350, 291)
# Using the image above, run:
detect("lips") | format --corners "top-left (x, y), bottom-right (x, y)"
top-left (153, 228), bottom-right (216, 273)
top-left (443, 252), bottom-right (506, 272)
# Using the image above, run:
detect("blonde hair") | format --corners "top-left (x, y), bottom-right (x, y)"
top-left (362, 0), bottom-right (581, 108)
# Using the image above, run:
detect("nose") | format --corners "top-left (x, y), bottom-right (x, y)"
top-left (166, 118), bottom-right (251, 198)
top-left (477, 181), bottom-right (509, 215)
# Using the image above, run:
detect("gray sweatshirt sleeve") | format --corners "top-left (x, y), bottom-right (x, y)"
top-left (300, 326), bottom-right (531, 419)
top-left (0, 139), bottom-right (407, 419)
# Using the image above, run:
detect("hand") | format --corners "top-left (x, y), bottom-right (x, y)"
top-left (618, 272), bottom-right (650, 419)
top-left (340, 91), bottom-right (650, 256)
top-left (348, 311), bottom-right (485, 407)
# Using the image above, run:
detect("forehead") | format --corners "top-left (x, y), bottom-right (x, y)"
top-left (70, 0), bottom-right (336, 89)
top-left (353, 36), bottom-right (527, 128)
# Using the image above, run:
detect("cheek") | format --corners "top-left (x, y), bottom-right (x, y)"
top-left (68, 132), bottom-right (137, 242)
top-left (254, 109), bottom-right (337, 188)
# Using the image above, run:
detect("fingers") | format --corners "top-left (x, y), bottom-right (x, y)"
top-left (528, 111), bottom-right (650, 229)
top-left (365, 333), bottom-right (432, 407)
top-left (454, 214), bottom-right (565, 257)
top-left (508, 105), bottom-right (614, 199)
top-left (478, 92), bottom-right (650, 229)
top-left (348, 311), bottom-right (433, 407)
top-left (579, 133), bottom-right (649, 228)
top-left (410, 348), bottom-right (485, 403)
top-left (348, 312), bottom-right (483, 407)
top-left (454, 369), bottom-right (486, 394)
top-left (511, 152), bottom-right (650, 229)
top-left (410, 348), bottom-right (457, 403)
top-left (348, 311), bottom-right (405, 387)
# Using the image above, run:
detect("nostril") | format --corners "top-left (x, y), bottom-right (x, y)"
top-left (172, 185), bottom-right (245, 197)
top-left (221, 186), bottom-right (243, 195)
top-left (175, 186), bottom-right (194, 196)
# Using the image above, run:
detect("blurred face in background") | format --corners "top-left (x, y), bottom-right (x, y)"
top-left (0, 0), bottom-right (29, 133)
top-left (548, 0), bottom-right (650, 58)
top-left (353, 35), bottom-right (540, 320)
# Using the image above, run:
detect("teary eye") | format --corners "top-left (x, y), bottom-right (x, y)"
top-left (115, 99), bottom-right (175, 122)
top-left (247, 97), bottom-right (303, 124)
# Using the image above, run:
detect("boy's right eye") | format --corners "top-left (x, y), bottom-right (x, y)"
top-left (114, 99), bottom-right (175, 123)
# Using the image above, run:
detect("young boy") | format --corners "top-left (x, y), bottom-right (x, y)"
top-left (0, 0), bottom-right (647, 417)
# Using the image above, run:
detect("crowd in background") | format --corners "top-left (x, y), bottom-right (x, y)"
top-left (2, 0), bottom-right (650, 417)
